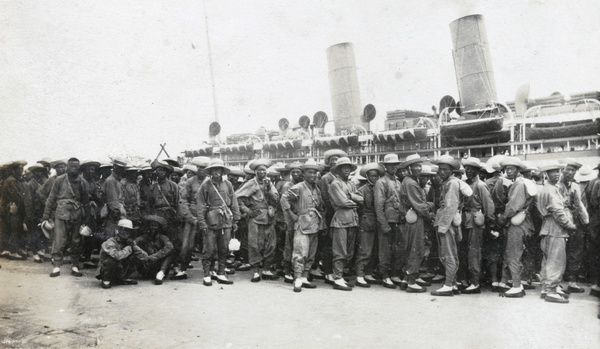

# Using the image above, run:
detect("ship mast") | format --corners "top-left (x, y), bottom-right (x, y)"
top-left (203, 0), bottom-right (219, 124)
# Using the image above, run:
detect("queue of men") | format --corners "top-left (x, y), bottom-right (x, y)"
top-left (1, 152), bottom-right (599, 306)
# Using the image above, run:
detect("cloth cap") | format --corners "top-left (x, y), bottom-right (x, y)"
top-left (50, 159), bottom-right (68, 168)
top-left (117, 219), bottom-right (135, 230)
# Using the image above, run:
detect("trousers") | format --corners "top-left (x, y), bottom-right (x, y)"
top-left (540, 235), bottom-right (567, 294)
top-left (438, 226), bottom-right (459, 287)
top-left (247, 221), bottom-right (276, 269)
top-left (501, 224), bottom-right (526, 287)
top-left (403, 221), bottom-right (425, 284)
top-left (378, 223), bottom-right (404, 279)
top-left (52, 218), bottom-right (82, 268)
top-left (332, 227), bottom-right (357, 280)
top-left (292, 231), bottom-right (318, 279)
top-left (457, 226), bottom-right (483, 285)
top-left (180, 220), bottom-right (199, 272)
top-left (202, 227), bottom-right (231, 276)
top-left (565, 224), bottom-right (585, 282)
top-left (355, 228), bottom-right (376, 277)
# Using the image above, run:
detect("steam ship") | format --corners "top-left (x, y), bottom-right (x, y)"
top-left (183, 15), bottom-right (600, 168)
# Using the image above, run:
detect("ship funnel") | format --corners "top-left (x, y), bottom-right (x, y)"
top-left (450, 15), bottom-right (498, 114)
top-left (515, 84), bottom-right (530, 117)
top-left (326, 43), bottom-right (369, 133)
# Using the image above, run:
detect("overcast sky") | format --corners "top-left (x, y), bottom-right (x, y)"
top-left (1, 0), bottom-right (599, 165)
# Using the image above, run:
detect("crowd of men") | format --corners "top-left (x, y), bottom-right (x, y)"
top-left (1, 151), bottom-right (599, 306)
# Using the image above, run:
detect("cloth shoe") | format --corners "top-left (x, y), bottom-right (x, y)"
top-left (504, 286), bottom-right (525, 298)
top-left (382, 278), bottom-right (396, 289)
top-left (71, 267), bottom-right (83, 277)
top-left (50, 267), bottom-right (61, 277)
top-left (301, 277), bottom-right (317, 289)
top-left (364, 275), bottom-right (382, 284)
top-left (406, 284), bottom-right (426, 293)
top-left (430, 285), bottom-right (454, 296)
top-left (310, 267), bottom-right (325, 280)
top-left (293, 279), bottom-right (302, 293)
top-left (101, 280), bottom-right (112, 289)
top-left (261, 270), bottom-right (279, 280)
top-left (203, 276), bottom-right (212, 286)
top-left (462, 284), bottom-right (481, 294)
top-left (236, 263), bottom-right (252, 271)
top-left (355, 276), bottom-right (371, 288)
top-left (32, 254), bottom-right (43, 263)
top-left (155, 271), bottom-right (165, 285)
top-left (251, 273), bottom-right (261, 283)
top-left (216, 275), bottom-right (233, 285)
top-left (283, 274), bottom-right (294, 284)
top-left (545, 293), bottom-right (569, 304)
top-left (171, 271), bottom-right (188, 280)
top-left (415, 278), bottom-right (431, 287)
top-left (333, 279), bottom-right (352, 291)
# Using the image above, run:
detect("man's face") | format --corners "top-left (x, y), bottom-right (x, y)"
top-left (385, 163), bottom-right (399, 176)
top-left (418, 175), bottom-right (430, 188)
top-left (438, 164), bottom-right (453, 181)
top-left (396, 168), bottom-right (408, 180)
top-left (338, 164), bottom-right (352, 181)
top-left (148, 222), bottom-right (161, 236)
top-left (465, 165), bottom-right (479, 180)
top-left (256, 166), bottom-right (267, 180)
top-left (210, 168), bottom-right (223, 180)
top-left (170, 173), bottom-right (181, 183)
top-left (409, 163), bottom-right (422, 177)
top-left (142, 170), bottom-right (152, 181)
top-left (304, 169), bottom-right (318, 183)
top-left (13, 166), bottom-right (24, 179)
top-left (547, 169), bottom-right (561, 184)
top-left (55, 163), bottom-right (67, 176)
top-left (126, 171), bottom-right (138, 182)
top-left (521, 170), bottom-right (532, 179)
top-left (83, 165), bottom-right (96, 180)
top-left (562, 165), bottom-right (577, 182)
top-left (196, 168), bottom-right (207, 181)
top-left (268, 174), bottom-right (280, 183)
top-left (366, 170), bottom-right (380, 184)
top-left (227, 174), bottom-right (240, 183)
top-left (505, 165), bottom-right (519, 180)
top-left (290, 169), bottom-right (303, 183)
top-left (67, 161), bottom-right (80, 176)
top-left (186, 170), bottom-right (196, 178)
top-left (156, 167), bottom-right (168, 180)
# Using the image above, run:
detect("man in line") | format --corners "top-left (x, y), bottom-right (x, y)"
top-left (42, 158), bottom-right (91, 278)
top-left (317, 149), bottom-right (348, 283)
top-left (459, 157), bottom-right (495, 294)
top-left (586, 162), bottom-right (600, 297)
top-left (374, 153), bottom-right (404, 289)
top-left (23, 163), bottom-right (49, 263)
top-left (355, 163), bottom-right (384, 287)
top-left (1, 161), bottom-right (28, 260)
top-left (197, 159), bottom-right (240, 286)
top-left (278, 161), bottom-right (304, 283)
top-left (399, 154), bottom-right (434, 293)
top-left (281, 160), bottom-right (324, 292)
top-left (495, 157), bottom-right (536, 298)
top-left (431, 155), bottom-right (461, 297)
top-left (102, 158), bottom-right (128, 230)
top-left (328, 157), bottom-right (363, 291)
top-left (236, 158), bottom-right (280, 282)
top-left (537, 161), bottom-right (577, 303)
top-left (557, 159), bottom-right (589, 293)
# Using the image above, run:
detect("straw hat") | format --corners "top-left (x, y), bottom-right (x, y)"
top-left (323, 149), bottom-right (348, 165)
top-left (500, 156), bottom-right (526, 170)
top-left (360, 162), bottom-right (385, 177)
top-left (434, 155), bottom-right (460, 171)
top-left (249, 159), bottom-right (272, 171)
top-left (330, 157), bottom-right (357, 174)
top-left (461, 157), bottom-right (483, 169)
top-left (381, 153), bottom-right (402, 164)
top-left (399, 154), bottom-right (423, 169)
top-left (205, 158), bottom-right (231, 175)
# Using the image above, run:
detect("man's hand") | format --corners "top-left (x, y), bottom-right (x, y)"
top-left (233, 222), bottom-right (238, 232)
top-left (249, 208), bottom-right (262, 218)
top-left (287, 210), bottom-right (298, 222)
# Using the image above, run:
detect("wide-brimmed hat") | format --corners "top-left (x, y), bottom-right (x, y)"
top-left (139, 163), bottom-right (152, 171)
top-left (575, 165), bottom-right (596, 182)
top-left (163, 158), bottom-right (180, 167)
top-left (301, 159), bottom-right (322, 172)
top-left (80, 160), bottom-right (100, 169)
top-left (111, 157), bottom-right (128, 168)
top-left (352, 170), bottom-right (366, 181)
top-left (8, 160), bottom-right (27, 168)
top-left (249, 158), bottom-right (272, 171)
top-left (381, 153), bottom-right (402, 164)
top-left (560, 158), bottom-right (583, 170)
top-left (539, 160), bottom-right (562, 173)
top-left (172, 167), bottom-right (185, 175)
top-left (206, 158), bottom-right (231, 175)
top-left (50, 159), bottom-right (68, 168)
top-left (154, 160), bottom-right (173, 173)
top-left (228, 167), bottom-right (245, 177)
top-left (272, 162), bottom-right (288, 173)
top-left (484, 155), bottom-right (505, 173)
top-left (323, 149), bottom-right (348, 165)
top-left (267, 165), bottom-right (280, 176)
top-left (125, 166), bottom-right (140, 172)
top-left (331, 157), bottom-right (357, 174)
top-left (461, 157), bottom-right (483, 169)
top-left (360, 162), bottom-right (385, 177)
top-left (500, 156), bottom-right (526, 170)
top-left (27, 163), bottom-right (47, 173)
top-left (98, 161), bottom-right (112, 169)
top-left (182, 164), bottom-right (198, 173)
top-left (399, 154), bottom-right (423, 169)
top-left (243, 164), bottom-right (255, 175)
top-left (191, 156), bottom-right (211, 169)
top-left (434, 155), bottom-right (460, 171)
top-left (143, 215), bottom-right (168, 230)
top-left (37, 157), bottom-right (52, 166)
top-left (520, 161), bottom-right (538, 173)
top-left (420, 164), bottom-right (438, 176)
top-left (285, 161), bottom-right (303, 172)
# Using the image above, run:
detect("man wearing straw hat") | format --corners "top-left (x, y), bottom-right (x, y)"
top-left (42, 158), bottom-right (91, 278)
top-left (133, 215), bottom-right (174, 285)
top-left (494, 156), bottom-right (535, 298)
top-left (280, 159), bottom-right (324, 292)
top-left (354, 162), bottom-right (384, 287)
top-left (197, 159), bottom-right (240, 286)
top-left (177, 162), bottom-right (200, 273)
top-left (317, 149), bottom-right (348, 283)
top-left (374, 153), bottom-right (405, 289)
top-left (102, 157), bottom-right (128, 229)
top-left (537, 161), bottom-right (577, 303)
top-left (557, 158), bottom-right (589, 293)
top-left (430, 155), bottom-right (462, 296)
top-left (459, 157), bottom-right (495, 294)
top-left (399, 154), bottom-right (435, 293)
top-left (328, 156), bottom-right (363, 291)
top-left (278, 161), bottom-right (304, 283)
top-left (236, 158), bottom-right (280, 282)
top-left (37, 159), bottom-right (68, 204)
top-left (122, 166), bottom-right (142, 226)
